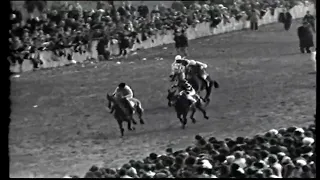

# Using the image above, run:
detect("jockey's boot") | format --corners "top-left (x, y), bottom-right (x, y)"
top-left (186, 95), bottom-right (197, 105)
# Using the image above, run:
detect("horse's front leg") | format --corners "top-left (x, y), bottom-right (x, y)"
top-left (130, 116), bottom-right (137, 125)
top-left (109, 105), bottom-right (115, 113)
top-left (116, 117), bottom-right (125, 137)
top-left (182, 111), bottom-right (188, 129)
top-left (177, 112), bottom-right (183, 124)
top-left (107, 100), bottom-right (112, 109)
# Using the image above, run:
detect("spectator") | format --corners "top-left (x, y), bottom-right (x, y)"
top-left (137, 2), bottom-right (149, 18)
top-left (297, 21), bottom-right (314, 53)
top-left (10, 0), bottom-right (310, 73)
top-left (174, 29), bottom-right (188, 57)
top-left (303, 11), bottom-right (315, 32)
top-left (76, 121), bottom-right (316, 178)
top-left (249, 8), bottom-right (259, 30)
top-left (171, 0), bottom-right (185, 13)
top-left (279, 8), bottom-right (293, 31)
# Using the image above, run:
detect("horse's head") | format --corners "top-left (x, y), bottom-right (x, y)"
top-left (106, 93), bottom-right (114, 102)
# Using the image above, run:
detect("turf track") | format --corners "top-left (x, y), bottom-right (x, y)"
top-left (9, 20), bottom-right (316, 178)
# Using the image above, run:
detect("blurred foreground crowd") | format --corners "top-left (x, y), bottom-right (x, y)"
top-left (66, 119), bottom-right (316, 178)
top-left (9, 0), bottom-right (307, 70)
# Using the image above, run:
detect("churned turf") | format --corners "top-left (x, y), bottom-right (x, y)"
top-left (9, 20), bottom-right (316, 177)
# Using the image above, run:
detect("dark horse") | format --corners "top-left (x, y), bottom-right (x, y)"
top-left (167, 89), bottom-right (209, 129)
top-left (106, 93), bottom-right (144, 137)
top-left (170, 65), bottom-right (219, 102)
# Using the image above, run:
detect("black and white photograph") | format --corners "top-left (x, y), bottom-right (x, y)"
top-left (9, 0), bottom-right (316, 178)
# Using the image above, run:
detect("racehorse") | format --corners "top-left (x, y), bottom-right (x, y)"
top-left (170, 64), bottom-right (219, 102)
top-left (106, 93), bottom-right (144, 137)
top-left (167, 89), bottom-right (209, 129)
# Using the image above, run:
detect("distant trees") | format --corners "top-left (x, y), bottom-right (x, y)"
top-left (24, 0), bottom-right (47, 13)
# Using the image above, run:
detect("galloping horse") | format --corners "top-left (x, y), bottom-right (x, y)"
top-left (167, 89), bottom-right (209, 129)
top-left (170, 63), bottom-right (219, 102)
top-left (106, 93), bottom-right (144, 137)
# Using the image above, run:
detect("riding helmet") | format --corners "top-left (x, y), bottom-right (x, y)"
top-left (118, 83), bottom-right (126, 88)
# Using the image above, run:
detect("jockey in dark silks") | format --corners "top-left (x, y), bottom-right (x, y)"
top-left (172, 79), bottom-right (201, 104)
top-left (111, 83), bottom-right (136, 112)
top-left (171, 55), bottom-right (210, 87)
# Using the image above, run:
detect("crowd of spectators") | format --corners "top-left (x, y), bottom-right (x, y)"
top-left (66, 119), bottom-right (315, 178)
top-left (9, 0), bottom-right (304, 71)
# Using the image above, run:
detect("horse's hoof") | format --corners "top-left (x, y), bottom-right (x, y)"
top-left (191, 119), bottom-right (196, 123)
top-left (132, 127), bottom-right (136, 130)
top-left (132, 121), bottom-right (137, 125)
top-left (204, 116), bottom-right (209, 119)
top-left (140, 120), bottom-right (145, 124)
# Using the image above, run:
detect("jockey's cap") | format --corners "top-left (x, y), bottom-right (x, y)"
top-left (175, 55), bottom-right (182, 61)
top-left (118, 83), bottom-right (126, 88)
top-left (188, 60), bottom-right (197, 66)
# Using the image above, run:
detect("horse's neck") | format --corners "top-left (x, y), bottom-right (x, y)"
top-left (176, 94), bottom-right (191, 107)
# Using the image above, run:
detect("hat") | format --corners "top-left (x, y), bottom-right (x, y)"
top-left (154, 172), bottom-right (167, 178)
top-left (277, 152), bottom-right (286, 157)
top-left (268, 129), bottom-right (278, 135)
top-left (201, 159), bottom-right (213, 169)
top-left (188, 60), bottom-right (197, 66)
top-left (89, 165), bottom-right (99, 172)
top-left (295, 128), bottom-right (305, 133)
top-left (174, 55), bottom-right (182, 61)
top-left (127, 167), bottom-right (137, 176)
top-left (195, 134), bottom-right (203, 140)
top-left (226, 155), bottom-right (235, 163)
top-left (296, 159), bottom-right (307, 166)
top-left (281, 156), bottom-right (291, 164)
top-left (269, 174), bottom-right (280, 178)
top-left (302, 137), bottom-right (314, 145)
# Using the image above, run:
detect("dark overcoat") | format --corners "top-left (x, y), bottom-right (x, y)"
top-left (297, 25), bottom-right (314, 48)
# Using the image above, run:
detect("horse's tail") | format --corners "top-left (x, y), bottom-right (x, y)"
top-left (213, 80), bottom-right (219, 88)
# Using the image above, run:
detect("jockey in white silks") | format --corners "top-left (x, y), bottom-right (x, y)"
top-left (171, 55), bottom-right (186, 80)
top-left (112, 83), bottom-right (136, 112)
top-left (172, 55), bottom-right (210, 87)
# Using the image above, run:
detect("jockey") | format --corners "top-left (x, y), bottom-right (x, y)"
top-left (171, 55), bottom-right (210, 87)
top-left (185, 59), bottom-right (210, 88)
top-left (170, 55), bottom-right (185, 77)
top-left (179, 79), bottom-right (200, 104)
top-left (112, 83), bottom-right (135, 112)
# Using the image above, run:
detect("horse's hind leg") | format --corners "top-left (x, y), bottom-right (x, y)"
top-left (128, 121), bottom-right (133, 131)
top-left (196, 104), bottom-right (209, 119)
top-left (190, 106), bottom-right (196, 124)
top-left (137, 106), bottom-right (145, 125)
